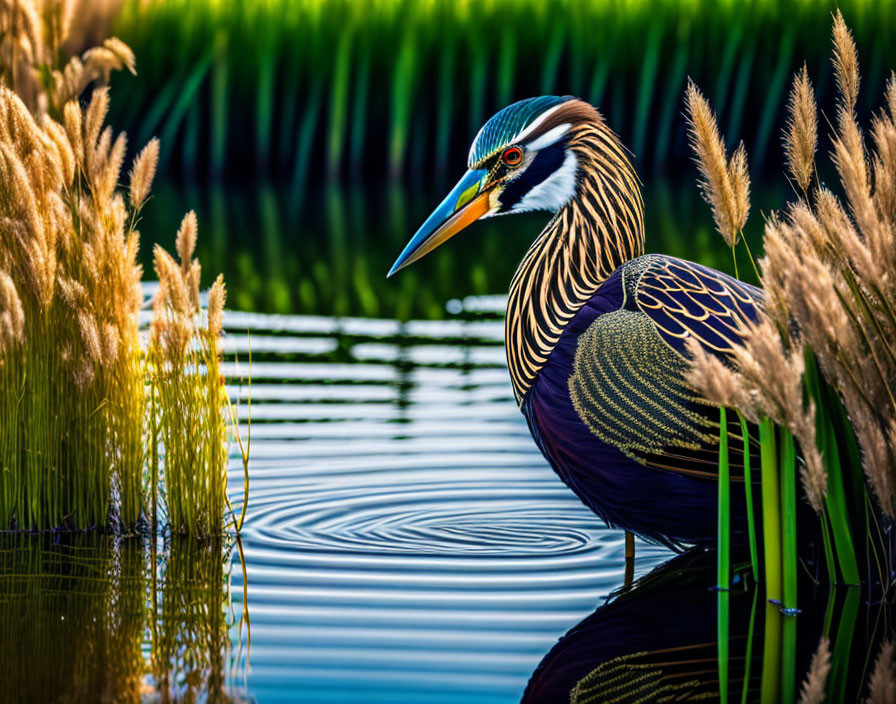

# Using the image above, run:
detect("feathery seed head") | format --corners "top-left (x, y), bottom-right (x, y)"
top-left (63, 100), bottom-right (83, 166)
top-left (833, 10), bottom-right (860, 117)
top-left (176, 210), bottom-right (198, 269)
top-left (784, 65), bottom-right (818, 193)
top-left (208, 274), bottom-right (226, 338)
top-left (683, 336), bottom-right (753, 418)
top-left (798, 637), bottom-right (831, 704)
top-left (0, 270), bottom-right (24, 352)
top-left (102, 37), bottom-right (136, 76)
top-left (685, 79), bottom-right (748, 246)
top-left (84, 87), bottom-right (109, 155)
top-left (867, 640), bottom-right (896, 704)
top-left (129, 137), bottom-right (159, 209)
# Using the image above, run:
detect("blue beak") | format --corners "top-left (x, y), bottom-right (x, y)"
top-left (388, 169), bottom-right (491, 277)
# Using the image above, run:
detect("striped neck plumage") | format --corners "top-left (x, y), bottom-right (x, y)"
top-left (505, 118), bottom-right (645, 404)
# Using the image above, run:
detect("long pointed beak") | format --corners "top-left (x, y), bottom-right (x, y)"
top-left (388, 168), bottom-right (492, 277)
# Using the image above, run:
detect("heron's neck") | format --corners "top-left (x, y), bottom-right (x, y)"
top-left (505, 120), bottom-right (645, 403)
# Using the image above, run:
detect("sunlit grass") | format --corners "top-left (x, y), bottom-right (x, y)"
top-left (0, 3), bottom-right (236, 534)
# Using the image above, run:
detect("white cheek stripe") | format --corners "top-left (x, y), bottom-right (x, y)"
top-left (468, 103), bottom-right (569, 164)
top-left (515, 103), bottom-right (567, 142)
top-left (513, 151), bottom-right (578, 214)
top-left (525, 123), bottom-right (571, 151)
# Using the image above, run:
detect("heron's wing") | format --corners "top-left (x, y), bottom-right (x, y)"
top-left (568, 255), bottom-right (762, 477)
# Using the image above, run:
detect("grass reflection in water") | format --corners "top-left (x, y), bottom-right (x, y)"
top-left (0, 535), bottom-right (247, 704)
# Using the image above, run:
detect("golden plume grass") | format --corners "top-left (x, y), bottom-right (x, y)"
top-left (148, 213), bottom-right (229, 536)
top-left (684, 79), bottom-right (750, 247)
top-left (0, 0), bottom-right (234, 533)
top-left (784, 64), bottom-right (818, 194)
top-left (866, 640), bottom-right (896, 704)
top-left (686, 11), bottom-right (896, 526)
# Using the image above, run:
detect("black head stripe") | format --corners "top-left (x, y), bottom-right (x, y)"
top-left (498, 143), bottom-right (566, 213)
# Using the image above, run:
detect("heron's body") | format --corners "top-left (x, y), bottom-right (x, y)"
top-left (390, 96), bottom-right (761, 546)
top-left (519, 256), bottom-right (761, 545)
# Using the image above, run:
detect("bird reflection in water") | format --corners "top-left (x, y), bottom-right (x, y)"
top-left (522, 549), bottom-right (893, 703)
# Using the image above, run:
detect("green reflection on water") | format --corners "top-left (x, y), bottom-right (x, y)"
top-left (138, 180), bottom-right (776, 319)
top-left (0, 535), bottom-right (246, 704)
top-left (0, 536), bottom-right (145, 704)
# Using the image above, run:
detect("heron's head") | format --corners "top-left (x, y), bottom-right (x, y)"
top-left (388, 95), bottom-right (601, 276)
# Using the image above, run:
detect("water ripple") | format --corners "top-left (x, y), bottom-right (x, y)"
top-left (220, 310), bottom-right (672, 704)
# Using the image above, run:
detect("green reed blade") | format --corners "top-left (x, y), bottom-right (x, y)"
top-left (803, 348), bottom-right (860, 586)
top-left (712, 5), bottom-right (746, 120)
top-left (718, 588), bottom-right (729, 702)
top-left (328, 28), bottom-right (354, 179)
top-left (752, 29), bottom-right (795, 173)
top-left (540, 21), bottom-right (565, 96)
top-left (725, 45), bottom-right (756, 148)
top-left (497, 30), bottom-right (516, 110)
top-left (827, 587), bottom-right (860, 704)
top-left (760, 600), bottom-right (782, 704)
top-left (632, 19), bottom-right (662, 158)
top-left (819, 511), bottom-right (836, 585)
top-left (738, 412), bottom-right (759, 583)
top-left (255, 32), bottom-right (278, 172)
top-left (779, 428), bottom-right (797, 612)
top-left (652, 22), bottom-right (689, 170)
top-left (435, 42), bottom-right (456, 177)
top-left (781, 608), bottom-right (797, 702)
top-left (390, 32), bottom-right (418, 178)
top-left (718, 407), bottom-right (730, 591)
top-left (740, 588), bottom-right (759, 704)
top-left (759, 417), bottom-right (782, 603)
top-left (210, 31), bottom-right (228, 179)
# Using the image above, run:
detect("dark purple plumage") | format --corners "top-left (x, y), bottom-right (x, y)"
top-left (521, 259), bottom-right (756, 547)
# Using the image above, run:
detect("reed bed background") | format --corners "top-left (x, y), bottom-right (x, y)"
top-left (109, 0), bottom-right (896, 187)
top-left (0, 0), bottom-right (235, 534)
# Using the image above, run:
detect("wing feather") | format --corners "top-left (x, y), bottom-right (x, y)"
top-left (569, 255), bottom-right (762, 476)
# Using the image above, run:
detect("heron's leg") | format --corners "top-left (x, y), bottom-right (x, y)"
top-left (624, 531), bottom-right (635, 587)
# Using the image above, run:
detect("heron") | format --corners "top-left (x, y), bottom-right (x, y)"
top-left (388, 96), bottom-right (760, 548)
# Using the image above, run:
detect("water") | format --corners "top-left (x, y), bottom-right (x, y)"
top-left (223, 305), bottom-right (672, 703)
top-left (2, 180), bottom-right (894, 701)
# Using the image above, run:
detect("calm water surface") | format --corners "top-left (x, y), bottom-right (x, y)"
top-left (222, 304), bottom-right (671, 703)
top-left (2, 183), bottom-right (892, 702)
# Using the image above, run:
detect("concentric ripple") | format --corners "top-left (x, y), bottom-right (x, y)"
top-left (223, 308), bottom-right (672, 704)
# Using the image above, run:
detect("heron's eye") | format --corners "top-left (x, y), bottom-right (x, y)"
top-left (502, 146), bottom-right (523, 167)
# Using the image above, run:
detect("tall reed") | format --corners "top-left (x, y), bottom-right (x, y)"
top-left (0, 2), bottom-right (145, 529)
top-left (685, 11), bottom-right (894, 604)
top-left (0, 0), bottom-right (235, 534)
top-left (148, 217), bottom-right (229, 536)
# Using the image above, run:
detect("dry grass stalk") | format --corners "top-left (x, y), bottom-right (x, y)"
top-left (685, 79), bottom-right (750, 246)
top-left (784, 64), bottom-right (818, 194)
top-left (0, 1), bottom-right (133, 117)
top-left (799, 637), bottom-right (831, 704)
top-left (129, 137), bottom-right (158, 208)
